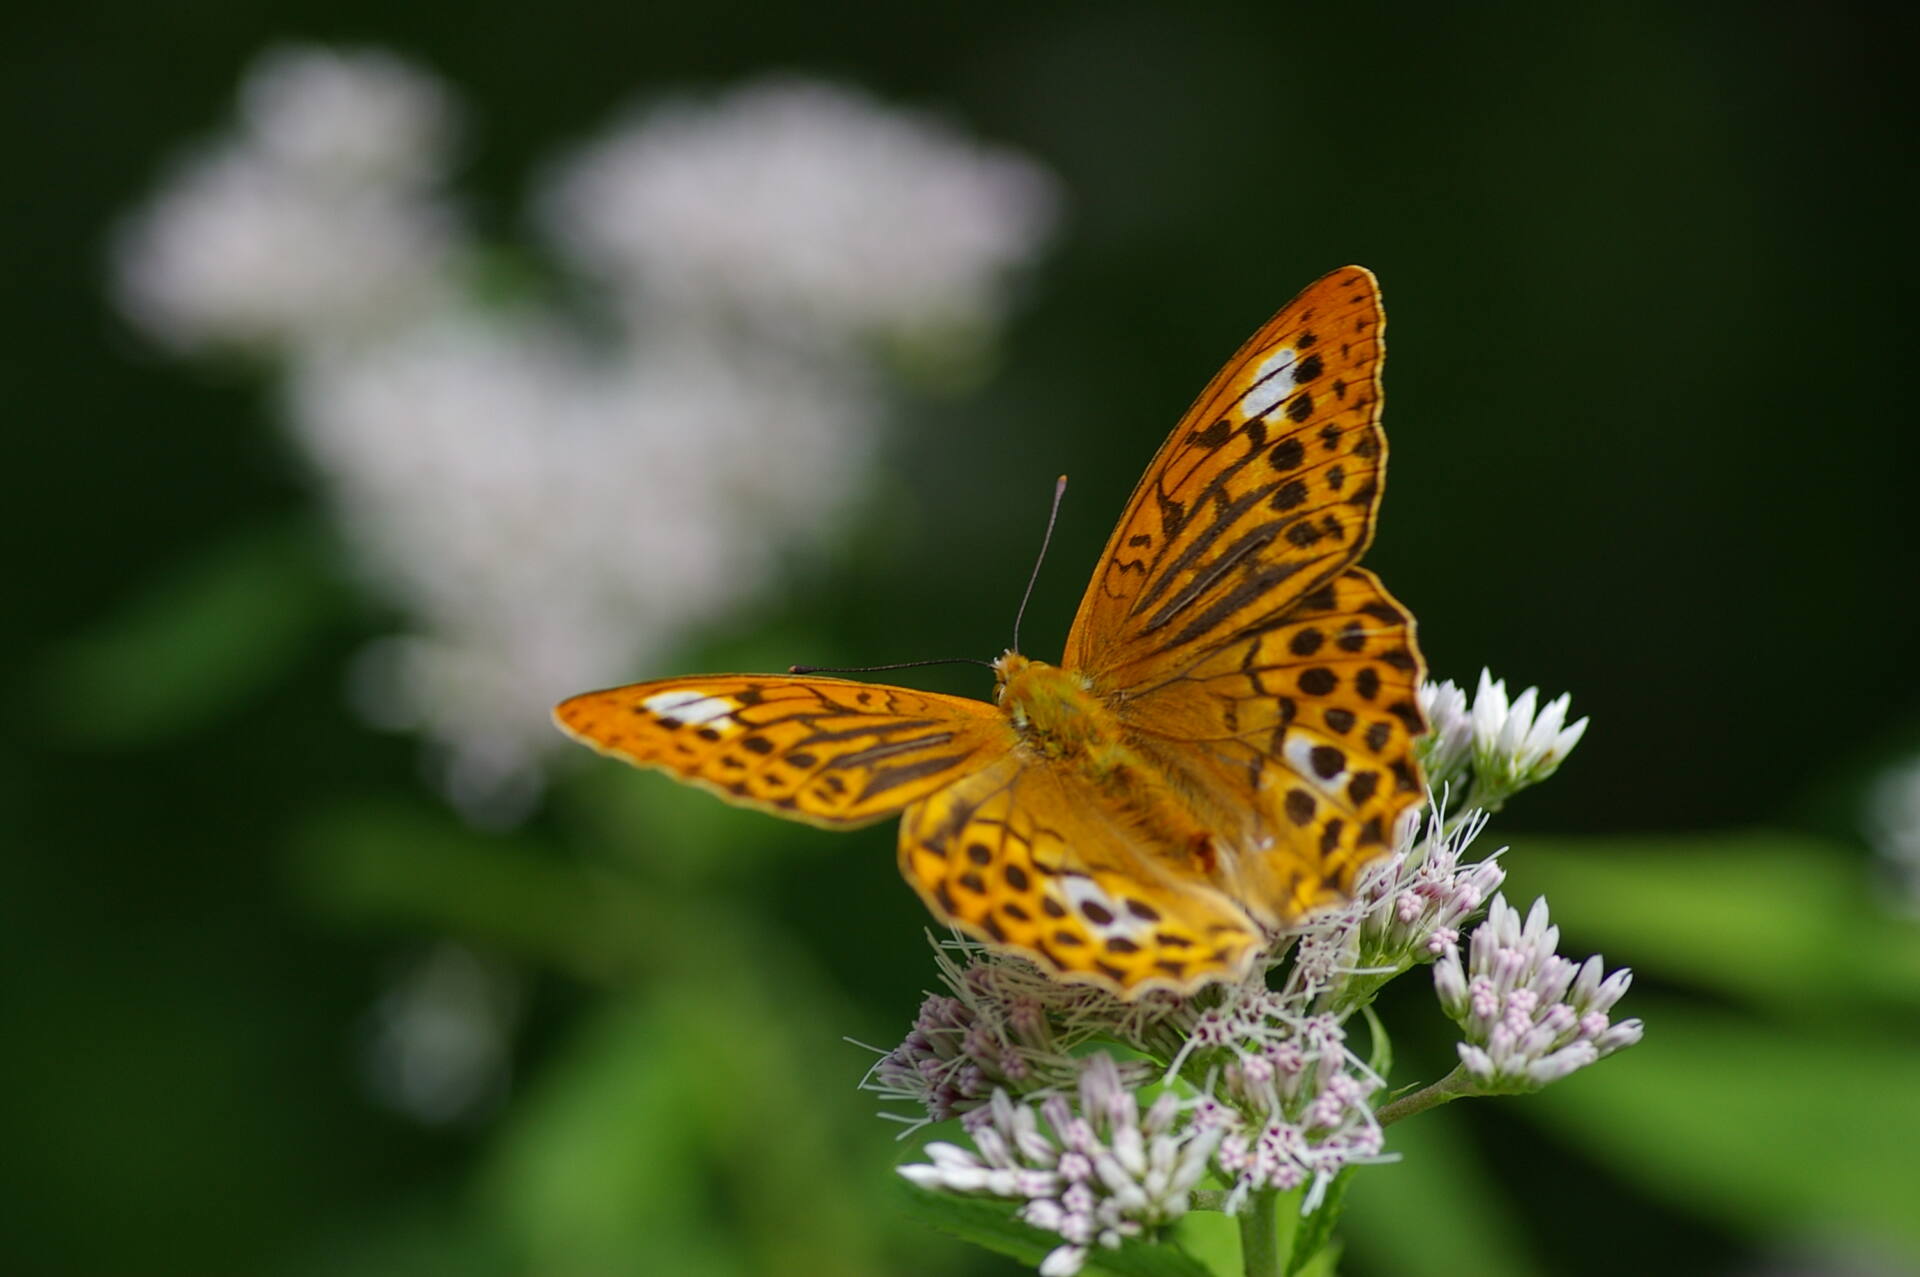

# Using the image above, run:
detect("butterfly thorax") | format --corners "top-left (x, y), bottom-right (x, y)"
top-left (993, 652), bottom-right (1128, 766)
top-left (995, 650), bottom-right (1228, 882)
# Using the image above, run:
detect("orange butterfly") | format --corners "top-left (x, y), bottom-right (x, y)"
top-left (554, 266), bottom-right (1426, 998)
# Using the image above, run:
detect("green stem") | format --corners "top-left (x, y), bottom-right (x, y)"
top-left (1374, 1065), bottom-right (1479, 1126)
top-left (1238, 1187), bottom-right (1282, 1277)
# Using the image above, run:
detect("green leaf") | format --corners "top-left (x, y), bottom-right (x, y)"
top-left (1527, 996), bottom-right (1920, 1260)
top-left (895, 1181), bottom-right (1217, 1277)
top-left (1359, 1004), bottom-right (1392, 1079)
top-left (485, 967), bottom-right (911, 1277)
top-left (288, 797), bottom-right (665, 981)
top-left (41, 517), bottom-right (343, 745)
top-left (1341, 1106), bottom-right (1537, 1277)
top-left (1502, 831), bottom-right (1920, 1015)
top-left (1170, 1210), bottom-right (1239, 1275)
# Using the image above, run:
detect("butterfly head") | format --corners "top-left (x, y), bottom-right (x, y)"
top-left (993, 650), bottom-right (1111, 757)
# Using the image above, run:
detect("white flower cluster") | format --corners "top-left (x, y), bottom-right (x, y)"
top-left (1435, 895), bottom-right (1642, 1090)
top-left (1181, 991), bottom-right (1390, 1213)
top-left (1283, 799), bottom-right (1509, 1016)
top-left (879, 950), bottom-right (1392, 1266)
top-left (113, 47), bottom-right (1059, 823)
top-left (1349, 806), bottom-right (1505, 967)
top-left (1418, 671), bottom-right (1588, 812)
top-left (542, 78), bottom-right (1059, 348)
top-left (866, 936), bottom-right (1156, 1132)
top-left (899, 1056), bottom-right (1220, 1277)
top-left (113, 45), bottom-right (458, 353)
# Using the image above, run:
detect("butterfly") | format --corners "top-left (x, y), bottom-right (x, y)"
top-left (554, 266), bottom-right (1426, 999)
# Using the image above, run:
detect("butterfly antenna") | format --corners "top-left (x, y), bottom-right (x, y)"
top-left (789, 657), bottom-right (996, 675)
top-left (1011, 474), bottom-right (1069, 654)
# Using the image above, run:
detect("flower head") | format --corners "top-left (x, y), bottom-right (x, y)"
top-left (1348, 802), bottom-right (1507, 971)
top-left (113, 47), bottom-right (458, 354)
top-left (1415, 677), bottom-right (1474, 791)
top-left (1435, 894), bottom-right (1641, 1090)
top-left (863, 935), bottom-right (1158, 1133)
top-left (898, 1054), bottom-right (1220, 1277)
top-left (1467, 671), bottom-right (1589, 807)
top-left (541, 78), bottom-right (1059, 349)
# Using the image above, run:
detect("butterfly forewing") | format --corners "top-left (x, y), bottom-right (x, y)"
top-left (554, 675), bottom-right (1014, 828)
top-left (1120, 568), bottom-right (1428, 920)
top-left (898, 754), bottom-right (1264, 996)
top-left (1064, 267), bottom-right (1389, 691)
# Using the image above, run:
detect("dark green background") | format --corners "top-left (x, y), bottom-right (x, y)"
top-left (6, 4), bottom-right (1916, 1275)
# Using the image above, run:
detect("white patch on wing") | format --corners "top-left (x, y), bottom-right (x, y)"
top-left (1238, 347), bottom-right (1298, 420)
top-left (644, 689), bottom-right (740, 731)
top-left (1283, 733), bottom-right (1348, 792)
top-left (1061, 873), bottom-right (1152, 940)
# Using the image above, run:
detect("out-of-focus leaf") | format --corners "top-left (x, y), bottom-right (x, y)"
top-left (1341, 1105), bottom-right (1538, 1277)
top-left (1528, 996), bottom-right (1920, 1259)
top-left (283, 1194), bottom-right (516, 1277)
top-left (485, 956), bottom-right (950, 1277)
top-left (896, 1181), bottom-right (1219, 1277)
top-left (1501, 831), bottom-right (1920, 1014)
top-left (289, 797), bottom-right (660, 981)
top-left (41, 517), bottom-right (343, 745)
top-left (1171, 1209), bottom-right (1238, 1275)
top-left (561, 756), bottom-right (823, 885)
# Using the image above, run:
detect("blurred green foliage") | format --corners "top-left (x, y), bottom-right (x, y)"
top-left (5, 2), bottom-right (1916, 1275)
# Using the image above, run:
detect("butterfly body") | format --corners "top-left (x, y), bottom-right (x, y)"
top-left (556, 266), bottom-right (1428, 998)
top-left (996, 648), bottom-right (1223, 864)
top-left (995, 654), bottom-right (1116, 759)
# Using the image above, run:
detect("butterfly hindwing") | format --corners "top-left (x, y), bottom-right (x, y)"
top-left (1064, 266), bottom-right (1389, 691)
top-left (554, 674), bottom-right (1014, 828)
top-left (898, 753), bottom-right (1264, 996)
top-left (1120, 568), bottom-right (1428, 920)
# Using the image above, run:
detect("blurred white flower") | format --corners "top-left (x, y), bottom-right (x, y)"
top-left (1865, 757), bottom-right (1920, 913)
top-left (362, 942), bottom-right (522, 1124)
top-left (114, 47), bottom-right (1061, 822)
top-left (541, 78), bottom-right (1060, 346)
top-left (304, 316), bottom-right (873, 821)
top-left (113, 47), bottom-right (458, 353)
top-left (1434, 894), bottom-right (1641, 1090)
top-left (238, 45), bottom-right (457, 183)
top-left (114, 151), bottom-right (456, 354)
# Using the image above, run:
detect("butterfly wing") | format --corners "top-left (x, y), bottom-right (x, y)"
top-left (1063, 266), bottom-right (1391, 688)
top-left (555, 674), bottom-right (1014, 828)
top-left (1061, 266), bottom-right (1427, 926)
top-left (1120, 568), bottom-right (1427, 921)
top-left (898, 752), bottom-right (1263, 997)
